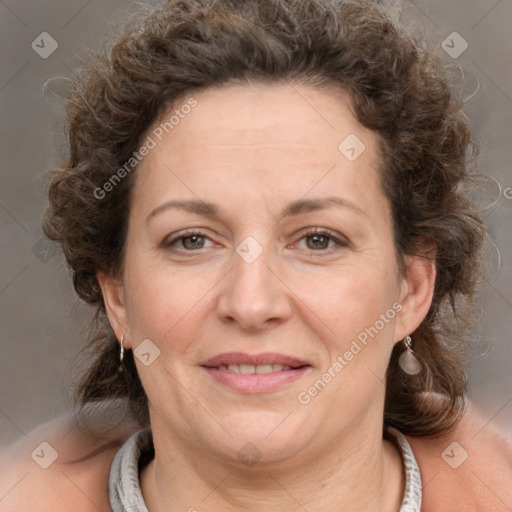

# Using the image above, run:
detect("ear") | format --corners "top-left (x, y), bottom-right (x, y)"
top-left (97, 271), bottom-right (132, 349)
top-left (394, 246), bottom-right (436, 342)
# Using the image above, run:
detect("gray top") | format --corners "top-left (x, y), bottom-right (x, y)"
top-left (109, 429), bottom-right (422, 511)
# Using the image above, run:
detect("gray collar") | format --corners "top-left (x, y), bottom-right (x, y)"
top-left (109, 429), bottom-right (422, 511)
top-left (109, 429), bottom-right (151, 512)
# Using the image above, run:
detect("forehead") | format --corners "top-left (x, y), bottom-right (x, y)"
top-left (155, 82), bottom-right (372, 148)
top-left (131, 82), bottom-right (386, 221)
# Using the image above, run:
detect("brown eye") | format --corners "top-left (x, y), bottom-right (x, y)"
top-left (164, 229), bottom-right (214, 252)
top-left (293, 228), bottom-right (349, 255)
top-left (181, 235), bottom-right (206, 250)
top-left (305, 234), bottom-right (332, 250)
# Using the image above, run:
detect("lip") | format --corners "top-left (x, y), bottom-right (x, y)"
top-left (200, 352), bottom-right (312, 394)
top-left (200, 352), bottom-right (310, 368)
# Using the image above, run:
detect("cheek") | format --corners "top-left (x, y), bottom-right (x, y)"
top-left (122, 238), bottom-right (400, 359)
top-left (290, 262), bottom-right (400, 350)
top-left (122, 259), bottom-right (217, 351)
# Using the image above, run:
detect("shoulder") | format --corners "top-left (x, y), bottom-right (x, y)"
top-left (0, 400), bottom-right (141, 512)
top-left (407, 398), bottom-right (512, 512)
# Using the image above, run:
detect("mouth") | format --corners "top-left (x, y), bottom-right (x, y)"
top-left (213, 363), bottom-right (297, 374)
top-left (200, 352), bottom-right (312, 393)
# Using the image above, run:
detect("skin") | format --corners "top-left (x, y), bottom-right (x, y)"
top-left (97, 82), bottom-right (435, 511)
top-left (0, 85), bottom-right (510, 511)
top-left (0, 401), bottom-right (138, 512)
top-left (1, 400), bottom-right (510, 511)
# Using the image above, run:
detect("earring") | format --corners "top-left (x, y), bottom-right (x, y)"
top-left (398, 335), bottom-right (421, 375)
top-left (118, 335), bottom-right (125, 373)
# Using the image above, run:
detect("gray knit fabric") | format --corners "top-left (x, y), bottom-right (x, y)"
top-left (109, 429), bottom-right (151, 512)
top-left (393, 430), bottom-right (423, 511)
top-left (109, 429), bottom-right (422, 511)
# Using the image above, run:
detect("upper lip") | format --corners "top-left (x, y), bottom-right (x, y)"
top-left (200, 352), bottom-right (311, 368)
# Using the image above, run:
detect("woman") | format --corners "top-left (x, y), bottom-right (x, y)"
top-left (1, 0), bottom-right (510, 510)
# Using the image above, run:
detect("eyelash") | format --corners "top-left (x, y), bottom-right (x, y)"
top-left (292, 228), bottom-right (350, 254)
top-left (164, 229), bottom-right (213, 252)
top-left (164, 228), bottom-right (349, 255)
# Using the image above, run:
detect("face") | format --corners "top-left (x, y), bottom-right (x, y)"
top-left (100, 82), bottom-right (433, 466)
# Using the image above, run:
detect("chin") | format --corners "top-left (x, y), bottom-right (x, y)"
top-left (198, 409), bottom-right (321, 467)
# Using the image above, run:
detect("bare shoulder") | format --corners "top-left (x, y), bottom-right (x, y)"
top-left (407, 398), bottom-right (512, 511)
top-left (0, 400), bottom-right (141, 512)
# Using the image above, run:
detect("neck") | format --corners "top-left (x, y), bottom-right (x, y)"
top-left (140, 422), bottom-right (404, 512)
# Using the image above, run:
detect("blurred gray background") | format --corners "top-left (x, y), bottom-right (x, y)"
top-left (0, 0), bottom-right (511, 446)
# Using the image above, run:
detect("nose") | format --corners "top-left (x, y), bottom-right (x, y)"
top-left (216, 240), bottom-right (293, 331)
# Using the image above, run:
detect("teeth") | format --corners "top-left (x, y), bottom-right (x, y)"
top-left (256, 364), bottom-right (273, 374)
top-left (217, 364), bottom-right (293, 374)
top-left (239, 364), bottom-right (254, 375)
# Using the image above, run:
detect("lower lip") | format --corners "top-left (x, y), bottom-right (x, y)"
top-left (202, 366), bottom-right (311, 393)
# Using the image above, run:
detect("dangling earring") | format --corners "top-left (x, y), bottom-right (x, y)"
top-left (118, 335), bottom-right (125, 373)
top-left (398, 335), bottom-right (421, 375)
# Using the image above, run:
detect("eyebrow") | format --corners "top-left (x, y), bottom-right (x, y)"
top-left (146, 196), bottom-right (366, 223)
top-left (281, 196), bottom-right (366, 218)
top-left (147, 200), bottom-right (219, 221)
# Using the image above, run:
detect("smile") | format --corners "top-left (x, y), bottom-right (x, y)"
top-left (200, 352), bottom-right (312, 393)
top-left (215, 363), bottom-right (293, 374)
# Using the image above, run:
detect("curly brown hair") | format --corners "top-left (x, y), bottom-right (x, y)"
top-left (43, 0), bottom-right (485, 436)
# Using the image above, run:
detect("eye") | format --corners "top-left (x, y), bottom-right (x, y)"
top-left (293, 228), bottom-right (349, 254)
top-left (164, 229), bottom-right (215, 251)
